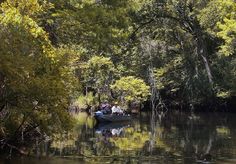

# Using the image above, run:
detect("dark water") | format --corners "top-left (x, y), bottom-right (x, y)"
top-left (1, 111), bottom-right (236, 164)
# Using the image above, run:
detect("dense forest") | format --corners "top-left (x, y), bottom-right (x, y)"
top-left (0, 0), bottom-right (235, 152)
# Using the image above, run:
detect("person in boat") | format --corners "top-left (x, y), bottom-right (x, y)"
top-left (100, 100), bottom-right (111, 114)
top-left (111, 102), bottom-right (123, 115)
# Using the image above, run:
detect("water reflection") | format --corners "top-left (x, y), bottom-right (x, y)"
top-left (95, 122), bottom-right (128, 137)
top-left (2, 111), bottom-right (236, 163)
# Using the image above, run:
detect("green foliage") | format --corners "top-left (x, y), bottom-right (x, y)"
top-left (82, 56), bottom-right (115, 84)
top-left (217, 18), bottom-right (236, 56)
top-left (111, 76), bottom-right (150, 104)
top-left (81, 56), bottom-right (116, 98)
top-left (1, 0), bottom-right (236, 144)
top-left (155, 56), bottom-right (183, 92)
top-left (199, 0), bottom-right (236, 56)
top-left (125, 0), bottom-right (236, 106)
top-left (197, 0), bottom-right (236, 98)
top-left (47, 0), bottom-right (142, 54)
top-left (74, 92), bottom-right (97, 109)
top-left (0, 0), bottom-right (77, 140)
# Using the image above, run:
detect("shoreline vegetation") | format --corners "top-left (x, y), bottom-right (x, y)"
top-left (0, 0), bottom-right (235, 158)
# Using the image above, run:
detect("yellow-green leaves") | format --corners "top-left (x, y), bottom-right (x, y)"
top-left (1, 0), bottom-right (42, 16)
top-left (0, 0), bottom-right (52, 56)
top-left (81, 56), bottom-right (115, 99)
top-left (215, 0), bottom-right (236, 56)
top-left (199, 0), bottom-right (236, 56)
top-left (0, 0), bottom-right (77, 137)
top-left (216, 90), bottom-right (230, 99)
top-left (82, 56), bottom-right (115, 81)
top-left (217, 18), bottom-right (236, 56)
top-left (111, 76), bottom-right (150, 103)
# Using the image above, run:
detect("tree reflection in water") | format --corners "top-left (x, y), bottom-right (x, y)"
top-left (21, 112), bottom-right (236, 163)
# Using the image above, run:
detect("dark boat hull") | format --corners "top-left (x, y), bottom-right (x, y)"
top-left (95, 114), bottom-right (131, 122)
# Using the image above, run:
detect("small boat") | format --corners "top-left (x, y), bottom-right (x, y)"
top-left (94, 112), bottom-right (131, 123)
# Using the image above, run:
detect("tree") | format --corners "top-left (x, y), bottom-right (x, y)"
top-left (124, 0), bottom-right (226, 106)
top-left (44, 0), bottom-right (142, 54)
top-left (0, 0), bottom-right (77, 147)
top-left (199, 0), bottom-right (236, 56)
top-left (81, 56), bottom-right (116, 103)
top-left (111, 76), bottom-right (150, 107)
top-left (198, 0), bottom-right (236, 98)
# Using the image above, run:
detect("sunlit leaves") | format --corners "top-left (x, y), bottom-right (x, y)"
top-left (82, 56), bottom-right (115, 90)
top-left (217, 18), bottom-right (236, 56)
top-left (111, 76), bottom-right (150, 104)
top-left (1, 0), bottom-right (42, 16)
top-left (199, 0), bottom-right (236, 56)
top-left (0, 0), bottom-right (76, 138)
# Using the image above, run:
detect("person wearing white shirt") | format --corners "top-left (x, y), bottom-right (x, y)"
top-left (111, 103), bottom-right (123, 114)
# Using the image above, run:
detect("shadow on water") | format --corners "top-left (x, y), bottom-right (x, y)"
top-left (2, 111), bottom-right (236, 163)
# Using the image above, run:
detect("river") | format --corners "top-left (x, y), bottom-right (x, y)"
top-left (1, 111), bottom-right (236, 163)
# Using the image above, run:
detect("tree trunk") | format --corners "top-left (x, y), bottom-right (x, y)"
top-left (201, 54), bottom-right (213, 84)
top-left (97, 88), bottom-right (101, 104)
top-left (0, 73), bottom-right (5, 108)
top-left (195, 35), bottom-right (213, 85)
top-left (192, 18), bottom-right (213, 85)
